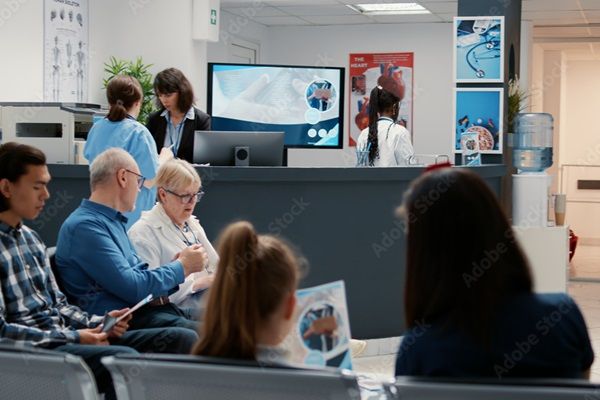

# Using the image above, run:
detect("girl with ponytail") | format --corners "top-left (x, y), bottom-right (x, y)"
top-left (192, 221), bottom-right (300, 361)
top-left (357, 85), bottom-right (414, 167)
top-left (84, 75), bottom-right (173, 228)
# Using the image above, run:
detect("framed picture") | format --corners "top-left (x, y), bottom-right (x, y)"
top-left (454, 16), bottom-right (504, 83)
top-left (348, 52), bottom-right (414, 146)
top-left (453, 88), bottom-right (503, 154)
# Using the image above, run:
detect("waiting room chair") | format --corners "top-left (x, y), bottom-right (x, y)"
top-left (102, 353), bottom-right (361, 400)
top-left (0, 343), bottom-right (99, 400)
top-left (47, 246), bottom-right (76, 303)
top-left (388, 376), bottom-right (600, 400)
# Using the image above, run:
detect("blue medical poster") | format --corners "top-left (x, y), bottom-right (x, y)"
top-left (281, 281), bottom-right (352, 370)
top-left (454, 88), bottom-right (503, 154)
top-left (454, 16), bottom-right (504, 83)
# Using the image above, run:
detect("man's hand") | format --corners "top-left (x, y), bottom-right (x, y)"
top-left (178, 244), bottom-right (208, 276)
top-left (78, 326), bottom-right (109, 346)
top-left (105, 308), bottom-right (131, 338)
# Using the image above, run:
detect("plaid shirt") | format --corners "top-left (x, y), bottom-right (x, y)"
top-left (0, 221), bottom-right (103, 347)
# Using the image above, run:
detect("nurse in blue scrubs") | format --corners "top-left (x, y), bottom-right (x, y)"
top-left (84, 75), bottom-right (172, 228)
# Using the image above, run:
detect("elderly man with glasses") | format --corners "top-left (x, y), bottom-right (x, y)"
top-left (129, 158), bottom-right (219, 310)
top-left (55, 148), bottom-right (207, 332)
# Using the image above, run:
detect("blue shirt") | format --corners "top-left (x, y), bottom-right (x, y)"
top-left (0, 221), bottom-right (103, 347)
top-left (55, 199), bottom-right (185, 315)
top-left (395, 293), bottom-right (594, 379)
top-left (161, 107), bottom-right (195, 156)
top-left (84, 117), bottom-right (159, 228)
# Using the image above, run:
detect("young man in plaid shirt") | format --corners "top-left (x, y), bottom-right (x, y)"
top-left (0, 142), bottom-right (197, 399)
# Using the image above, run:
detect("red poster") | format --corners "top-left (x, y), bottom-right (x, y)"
top-left (348, 52), bottom-right (414, 147)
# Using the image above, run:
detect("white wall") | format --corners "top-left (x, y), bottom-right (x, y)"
top-left (89, 0), bottom-right (209, 109)
top-left (264, 22), bottom-right (453, 166)
top-left (561, 60), bottom-right (600, 241)
top-left (207, 10), bottom-right (269, 64)
top-left (562, 60), bottom-right (600, 165)
top-left (0, 0), bottom-right (44, 102)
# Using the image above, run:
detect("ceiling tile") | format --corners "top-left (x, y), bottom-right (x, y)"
top-left (277, 5), bottom-right (358, 16)
top-left (252, 15), bottom-right (312, 25)
top-left (301, 14), bottom-right (374, 24)
top-left (418, 1), bottom-right (457, 14)
top-left (523, 10), bottom-right (585, 20)
top-left (221, 0), bottom-right (267, 6)
top-left (534, 26), bottom-right (593, 38)
top-left (523, 0), bottom-right (585, 12)
top-left (267, 0), bottom-right (340, 4)
top-left (583, 10), bottom-right (600, 21)
top-left (223, 6), bottom-right (288, 17)
top-left (436, 13), bottom-right (455, 22)
top-left (580, 0), bottom-right (600, 10)
top-left (531, 18), bottom-right (591, 25)
top-left (369, 13), bottom-right (444, 23)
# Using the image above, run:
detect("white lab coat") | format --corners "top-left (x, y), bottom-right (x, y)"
top-left (357, 118), bottom-right (414, 167)
top-left (128, 203), bottom-right (219, 306)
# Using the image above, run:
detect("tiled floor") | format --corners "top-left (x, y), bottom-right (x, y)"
top-left (353, 280), bottom-right (600, 382)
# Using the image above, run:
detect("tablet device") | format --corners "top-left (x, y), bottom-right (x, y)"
top-left (101, 294), bottom-right (154, 333)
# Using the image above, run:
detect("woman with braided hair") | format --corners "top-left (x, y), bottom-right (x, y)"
top-left (357, 85), bottom-right (413, 167)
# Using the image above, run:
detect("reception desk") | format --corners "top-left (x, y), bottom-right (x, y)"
top-left (37, 164), bottom-right (506, 339)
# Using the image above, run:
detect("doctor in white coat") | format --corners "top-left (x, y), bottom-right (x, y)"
top-left (129, 158), bottom-right (219, 309)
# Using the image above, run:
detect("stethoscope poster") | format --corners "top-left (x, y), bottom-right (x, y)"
top-left (454, 88), bottom-right (504, 154)
top-left (348, 52), bottom-right (414, 147)
top-left (454, 16), bottom-right (504, 83)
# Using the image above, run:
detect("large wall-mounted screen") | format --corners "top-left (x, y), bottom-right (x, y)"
top-left (208, 63), bottom-right (344, 149)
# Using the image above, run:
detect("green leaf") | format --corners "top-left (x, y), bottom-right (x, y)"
top-left (102, 55), bottom-right (157, 124)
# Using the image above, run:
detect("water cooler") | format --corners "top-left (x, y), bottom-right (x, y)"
top-left (510, 113), bottom-right (554, 227)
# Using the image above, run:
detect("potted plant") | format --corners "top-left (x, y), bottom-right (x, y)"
top-left (507, 76), bottom-right (529, 133)
top-left (103, 56), bottom-right (156, 125)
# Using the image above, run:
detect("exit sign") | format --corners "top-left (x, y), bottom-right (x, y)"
top-left (210, 9), bottom-right (217, 24)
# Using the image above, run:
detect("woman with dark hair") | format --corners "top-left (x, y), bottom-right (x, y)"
top-left (356, 86), bottom-right (413, 167)
top-left (84, 75), bottom-right (172, 228)
top-left (146, 68), bottom-right (211, 163)
top-left (192, 221), bottom-right (300, 362)
top-left (395, 168), bottom-right (593, 379)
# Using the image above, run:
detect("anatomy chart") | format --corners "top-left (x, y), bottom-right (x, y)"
top-left (44, 0), bottom-right (88, 102)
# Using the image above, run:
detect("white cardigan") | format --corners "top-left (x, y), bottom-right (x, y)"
top-left (128, 203), bottom-right (219, 306)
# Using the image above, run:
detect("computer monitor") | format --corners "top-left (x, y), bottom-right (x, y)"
top-left (207, 63), bottom-right (344, 149)
top-left (193, 131), bottom-right (285, 166)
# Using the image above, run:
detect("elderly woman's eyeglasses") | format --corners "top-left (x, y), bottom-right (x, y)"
top-left (163, 188), bottom-right (205, 204)
top-left (124, 169), bottom-right (146, 190)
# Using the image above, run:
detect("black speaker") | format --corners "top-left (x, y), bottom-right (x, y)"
top-left (234, 146), bottom-right (250, 166)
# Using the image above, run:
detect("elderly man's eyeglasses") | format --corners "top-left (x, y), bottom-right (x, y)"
top-left (124, 169), bottom-right (146, 190)
top-left (163, 188), bottom-right (205, 204)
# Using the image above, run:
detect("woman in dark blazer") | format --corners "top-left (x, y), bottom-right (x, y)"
top-left (146, 68), bottom-right (211, 163)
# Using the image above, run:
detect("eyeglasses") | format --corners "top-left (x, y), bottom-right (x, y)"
top-left (124, 169), bottom-right (146, 190)
top-left (162, 188), bottom-right (205, 204)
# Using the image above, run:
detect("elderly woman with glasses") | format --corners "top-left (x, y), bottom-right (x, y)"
top-left (128, 159), bottom-right (219, 309)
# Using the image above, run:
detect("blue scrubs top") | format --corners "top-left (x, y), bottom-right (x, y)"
top-left (84, 117), bottom-right (158, 228)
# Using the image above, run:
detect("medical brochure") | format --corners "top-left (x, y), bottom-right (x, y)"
top-left (282, 280), bottom-right (353, 370)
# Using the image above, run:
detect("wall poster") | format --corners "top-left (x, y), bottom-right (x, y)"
top-left (454, 88), bottom-right (504, 154)
top-left (454, 16), bottom-right (504, 83)
top-left (44, 0), bottom-right (88, 102)
top-left (348, 52), bottom-right (413, 147)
